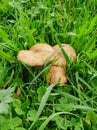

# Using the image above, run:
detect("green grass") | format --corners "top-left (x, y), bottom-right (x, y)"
top-left (0, 0), bottom-right (97, 129)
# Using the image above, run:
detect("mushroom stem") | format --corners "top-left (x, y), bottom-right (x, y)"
top-left (47, 66), bottom-right (67, 85)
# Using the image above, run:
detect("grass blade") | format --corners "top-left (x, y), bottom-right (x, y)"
top-left (0, 50), bottom-right (14, 63)
top-left (81, 60), bottom-right (97, 74)
top-left (54, 104), bottom-right (96, 111)
top-left (28, 83), bottom-right (56, 130)
top-left (87, 15), bottom-right (97, 33)
top-left (0, 28), bottom-right (18, 51)
top-left (39, 112), bottom-right (76, 130)
top-left (58, 44), bottom-right (70, 64)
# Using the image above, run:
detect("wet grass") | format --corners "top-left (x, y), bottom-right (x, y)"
top-left (0, 0), bottom-right (97, 130)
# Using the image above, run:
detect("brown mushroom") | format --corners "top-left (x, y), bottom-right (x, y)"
top-left (17, 43), bottom-right (55, 66)
top-left (53, 44), bottom-right (76, 66)
top-left (46, 44), bottom-right (76, 85)
top-left (47, 66), bottom-right (67, 85)
top-left (17, 43), bottom-right (76, 85)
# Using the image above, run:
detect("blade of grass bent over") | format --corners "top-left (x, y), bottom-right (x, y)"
top-left (58, 43), bottom-right (70, 64)
top-left (39, 112), bottom-right (77, 130)
top-left (28, 83), bottom-right (56, 130)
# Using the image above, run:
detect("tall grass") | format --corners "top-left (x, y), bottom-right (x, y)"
top-left (0, 0), bottom-right (97, 130)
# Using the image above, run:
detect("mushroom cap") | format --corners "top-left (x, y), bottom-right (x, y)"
top-left (17, 50), bottom-right (43, 66)
top-left (47, 66), bottom-right (67, 85)
top-left (30, 43), bottom-right (55, 62)
top-left (61, 44), bottom-right (76, 60)
top-left (30, 43), bottom-right (54, 53)
top-left (17, 43), bottom-right (55, 66)
top-left (53, 44), bottom-right (76, 66)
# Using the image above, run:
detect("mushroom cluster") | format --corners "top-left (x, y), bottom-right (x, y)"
top-left (17, 43), bottom-right (76, 85)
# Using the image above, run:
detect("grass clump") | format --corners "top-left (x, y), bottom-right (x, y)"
top-left (0, 0), bottom-right (97, 130)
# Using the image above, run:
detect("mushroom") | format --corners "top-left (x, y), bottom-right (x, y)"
top-left (17, 43), bottom-right (76, 85)
top-left (17, 43), bottom-right (55, 66)
top-left (46, 44), bottom-right (76, 84)
top-left (47, 66), bottom-right (67, 85)
top-left (53, 44), bottom-right (76, 66)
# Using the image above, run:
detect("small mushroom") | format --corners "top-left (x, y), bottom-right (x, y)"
top-left (47, 66), bottom-right (67, 85)
top-left (53, 44), bottom-right (76, 66)
top-left (17, 43), bottom-right (55, 66)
